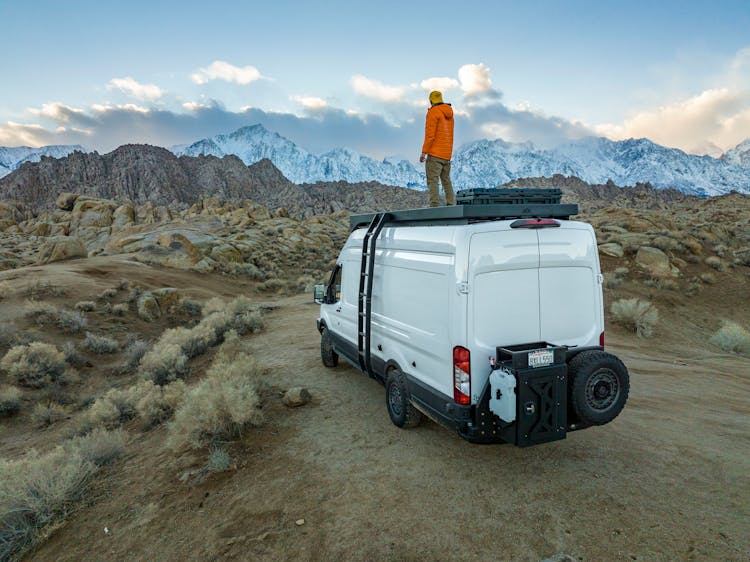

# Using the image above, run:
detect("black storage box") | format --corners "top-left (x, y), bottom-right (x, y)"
top-left (457, 188), bottom-right (562, 206)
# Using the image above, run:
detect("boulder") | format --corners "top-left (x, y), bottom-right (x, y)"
top-left (137, 293), bottom-right (161, 322)
top-left (37, 236), bottom-right (87, 264)
top-left (55, 192), bottom-right (80, 211)
top-left (599, 243), bottom-right (624, 258)
top-left (71, 197), bottom-right (116, 228)
top-left (635, 246), bottom-right (677, 277)
top-left (210, 244), bottom-right (242, 263)
top-left (112, 204), bottom-right (136, 230)
top-left (283, 387), bottom-right (312, 408)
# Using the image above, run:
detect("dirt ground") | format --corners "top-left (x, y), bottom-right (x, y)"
top-left (2, 257), bottom-right (747, 561)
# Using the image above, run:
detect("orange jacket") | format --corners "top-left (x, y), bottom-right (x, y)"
top-left (421, 103), bottom-right (454, 160)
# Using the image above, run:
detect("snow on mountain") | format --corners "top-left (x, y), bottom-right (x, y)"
top-left (721, 139), bottom-right (750, 168)
top-left (0, 145), bottom-right (87, 178)
top-left (173, 124), bottom-right (424, 187)
top-left (173, 126), bottom-right (750, 196)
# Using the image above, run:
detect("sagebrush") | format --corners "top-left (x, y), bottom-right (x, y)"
top-left (0, 343), bottom-right (67, 388)
top-left (611, 298), bottom-right (659, 337)
top-left (709, 321), bottom-right (750, 355)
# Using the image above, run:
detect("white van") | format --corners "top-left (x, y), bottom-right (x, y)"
top-left (315, 190), bottom-right (629, 447)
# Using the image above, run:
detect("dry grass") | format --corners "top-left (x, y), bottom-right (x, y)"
top-left (709, 321), bottom-right (750, 355)
top-left (82, 332), bottom-right (119, 354)
top-left (68, 428), bottom-right (126, 467)
top-left (159, 326), bottom-right (213, 359)
top-left (0, 281), bottom-right (13, 300)
top-left (61, 342), bottom-right (85, 367)
top-left (0, 321), bottom-right (17, 348)
top-left (24, 301), bottom-right (59, 326)
top-left (24, 280), bottom-right (66, 299)
top-left (255, 278), bottom-right (285, 293)
top-left (56, 309), bottom-right (88, 334)
top-left (112, 303), bottom-right (129, 316)
top-left (167, 332), bottom-right (264, 451)
top-left (98, 289), bottom-right (117, 300)
top-left (135, 380), bottom-right (186, 428)
top-left (0, 385), bottom-right (22, 417)
top-left (705, 256), bottom-right (725, 271)
top-left (611, 298), bottom-right (659, 338)
top-left (124, 338), bottom-right (150, 371)
top-left (0, 343), bottom-right (67, 388)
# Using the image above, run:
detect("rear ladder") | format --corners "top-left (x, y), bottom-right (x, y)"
top-left (358, 212), bottom-right (389, 376)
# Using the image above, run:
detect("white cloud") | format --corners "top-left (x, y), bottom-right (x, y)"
top-left (351, 75), bottom-right (406, 103)
top-left (91, 103), bottom-right (149, 114)
top-left (0, 122), bottom-right (48, 145)
top-left (290, 95), bottom-right (328, 110)
top-left (29, 102), bottom-right (86, 122)
top-left (107, 77), bottom-right (164, 101)
top-left (182, 101), bottom-right (212, 111)
top-left (420, 77), bottom-right (459, 92)
top-left (458, 63), bottom-right (493, 96)
top-left (191, 61), bottom-right (263, 85)
top-left (595, 87), bottom-right (750, 152)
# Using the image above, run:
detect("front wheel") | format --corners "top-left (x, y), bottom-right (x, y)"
top-left (385, 368), bottom-right (422, 428)
top-left (320, 327), bottom-right (339, 368)
top-left (568, 350), bottom-right (629, 426)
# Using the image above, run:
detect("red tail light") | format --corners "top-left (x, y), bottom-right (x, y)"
top-left (599, 331), bottom-right (605, 348)
top-left (453, 346), bottom-right (471, 405)
top-left (510, 218), bottom-right (560, 229)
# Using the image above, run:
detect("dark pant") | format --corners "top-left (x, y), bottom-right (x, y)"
top-left (425, 155), bottom-right (455, 207)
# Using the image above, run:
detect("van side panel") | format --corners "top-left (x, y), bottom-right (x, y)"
top-left (372, 249), bottom-right (454, 398)
top-left (538, 227), bottom-right (602, 347)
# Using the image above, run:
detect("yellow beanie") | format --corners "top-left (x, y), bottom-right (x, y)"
top-left (429, 91), bottom-right (443, 105)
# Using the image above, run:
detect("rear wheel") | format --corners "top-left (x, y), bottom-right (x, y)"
top-left (385, 368), bottom-right (422, 428)
top-left (568, 350), bottom-right (629, 425)
top-left (320, 327), bottom-right (338, 368)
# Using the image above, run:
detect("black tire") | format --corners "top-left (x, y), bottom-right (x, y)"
top-left (320, 327), bottom-right (339, 368)
top-left (385, 368), bottom-right (422, 428)
top-left (568, 350), bottom-right (629, 426)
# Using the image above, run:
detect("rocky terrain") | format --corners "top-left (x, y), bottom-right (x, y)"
top-left (0, 145), bottom-right (426, 216)
top-left (0, 178), bottom-right (748, 561)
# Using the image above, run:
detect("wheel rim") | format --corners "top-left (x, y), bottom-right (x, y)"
top-left (388, 383), bottom-right (403, 417)
top-left (585, 368), bottom-right (620, 411)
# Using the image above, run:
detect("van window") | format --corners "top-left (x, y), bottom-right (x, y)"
top-left (326, 264), bottom-right (342, 303)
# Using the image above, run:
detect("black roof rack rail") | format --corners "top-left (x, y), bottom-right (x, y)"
top-left (349, 202), bottom-right (578, 230)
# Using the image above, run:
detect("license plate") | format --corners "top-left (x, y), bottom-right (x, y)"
top-left (528, 349), bottom-right (554, 368)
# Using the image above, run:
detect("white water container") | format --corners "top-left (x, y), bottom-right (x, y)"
top-left (489, 368), bottom-right (516, 423)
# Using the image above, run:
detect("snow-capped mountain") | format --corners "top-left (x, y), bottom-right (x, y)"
top-left (721, 139), bottom-right (750, 168)
top-left (173, 126), bottom-right (750, 196)
top-left (173, 125), bottom-right (424, 187)
top-left (0, 145), bottom-right (87, 178)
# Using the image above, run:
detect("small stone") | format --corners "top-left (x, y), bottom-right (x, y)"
top-left (283, 387), bottom-right (311, 408)
top-left (295, 519), bottom-right (305, 526)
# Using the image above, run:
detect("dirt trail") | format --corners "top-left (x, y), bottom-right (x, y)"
top-left (28, 285), bottom-right (749, 561)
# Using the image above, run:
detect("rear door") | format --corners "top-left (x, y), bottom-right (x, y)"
top-left (467, 226), bottom-right (540, 402)
top-left (538, 226), bottom-right (602, 347)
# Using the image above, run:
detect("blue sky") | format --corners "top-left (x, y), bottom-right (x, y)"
top-left (1, 0), bottom-right (748, 159)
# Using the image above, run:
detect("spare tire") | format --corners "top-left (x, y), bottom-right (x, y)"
top-left (568, 350), bottom-right (629, 426)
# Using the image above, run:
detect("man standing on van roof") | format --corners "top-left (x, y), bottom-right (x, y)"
top-left (420, 90), bottom-right (455, 207)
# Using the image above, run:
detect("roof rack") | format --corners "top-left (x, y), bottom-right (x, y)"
top-left (350, 202), bottom-right (578, 230)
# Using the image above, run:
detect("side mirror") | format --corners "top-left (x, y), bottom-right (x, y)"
top-left (313, 284), bottom-right (325, 304)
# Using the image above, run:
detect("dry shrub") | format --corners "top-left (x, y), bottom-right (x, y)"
top-left (0, 281), bottom-right (13, 300)
top-left (139, 343), bottom-right (189, 385)
top-left (68, 428), bottom-right (126, 466)
top-left (32, 403), bottom-right (67, 427)
top-left (116, 279), bottom-right (130, 291)
top-left (0, 321), bottom-right (17, 348)
top-left (206, 446), bottom-right (232, 473)
top-left (98, 289), bottom-right (117, 300)
top-left (709, 321), bottom-right (750, 355)
top-left (159, 326), bottom-right (213, 359)
top-left (80, 385), bottom-right (144, 431)
top-left (0, 385), bottom-right (22, 417)
top-left (62, 342), bottom-right (85, 367)
top-left (234, 263), bottom-right (266, 281)
top-left (0, 343), bottom-right (66, 388)
top-left (178, 299), bottom-right (203, 317)
top-left (112, 303), bottom-right (129, 316)
top-left (57, 309), bottom-right (88, 334)
top-left (295, 275), bottom-right (316, 293)
top-left (611, 298), bottom-right (658, 338)
top-left (0, 447), bottom-right (95, 560)
top-left (201, 296), bottom-right (264, 338)
top-left (25, 280), bottom-right (65, 299)
top-left (705, 256), bottom-right (725, 271)
top-left (0, 429), bottom-right (125, 559)
top-left (24, 301), bottom-right (59, 326)
top-left (168, 332), bottom-right (264, 451)
top-left (82, 332), bottom-right (119, 354)
top-left (256, 278), bottom-right (284, 293)
top-left (74, 301), bottom-right (95, 312)
top-left (124, 338), bottom-right (150, 370)
top-left (135, 380), bottom-right (186, 428)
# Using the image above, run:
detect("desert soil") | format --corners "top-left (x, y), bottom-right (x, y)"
top-left (11, 257), bottom-right (749, 562)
